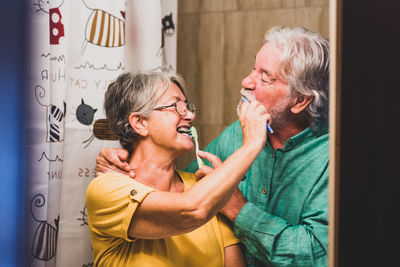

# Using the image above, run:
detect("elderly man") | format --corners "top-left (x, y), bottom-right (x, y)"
top-left (96, 26), bottom-right (329, 266)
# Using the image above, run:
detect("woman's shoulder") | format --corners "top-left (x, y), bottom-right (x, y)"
top-left (86, 172), bottom-right (156, 209)
top-left (88, 172), bottom-right (132, 190)
top-left (86, 173), bottom-right (135, 201)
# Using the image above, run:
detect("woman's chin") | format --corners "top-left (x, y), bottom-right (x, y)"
top-left (183, 143), bottom-right (194, 152)
top-left (176, 143), bottom-right (194, 155)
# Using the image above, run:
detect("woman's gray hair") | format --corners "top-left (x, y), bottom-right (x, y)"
top-left (265, 26), bottom-right (330, 128)
top-left (104, 70), bottom-right (186, 154)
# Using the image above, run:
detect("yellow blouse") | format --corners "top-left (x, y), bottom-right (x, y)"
top-left (86, 170), bottom-right (239, 267)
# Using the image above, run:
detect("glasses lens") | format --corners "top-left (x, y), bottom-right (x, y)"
top-left (187, 103), bottom-right (196, 113)
top-left (176, 101), bottom-right (187, 116)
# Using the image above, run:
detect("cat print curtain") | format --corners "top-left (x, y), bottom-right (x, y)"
top-left (26, 0), bottom-right (177, 266)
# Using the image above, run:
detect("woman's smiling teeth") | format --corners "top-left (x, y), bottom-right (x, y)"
top-left (177, 126), bottom-right (190, 136)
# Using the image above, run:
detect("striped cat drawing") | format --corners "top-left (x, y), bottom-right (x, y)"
top-left (48, 104), bottom-right (66, 142)
top-left (28, 194), bottom-right (59, 266)
top-left (83, 118), bottom-right (118, 148)
top-left (81, 0), bottom-right (126, 54)
top-left (35, 85), bottom-right (66, 143)
top-left (86, 9), bottom-right (125, 47)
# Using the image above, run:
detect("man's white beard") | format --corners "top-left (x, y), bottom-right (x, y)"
top-left (237, 88), bottom-right (292, 132)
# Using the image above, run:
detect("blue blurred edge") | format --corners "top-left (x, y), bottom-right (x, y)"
top-left (0, 1), bottom-right (28, 266)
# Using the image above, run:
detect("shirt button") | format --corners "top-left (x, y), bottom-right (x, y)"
top-left (262, 188), bottom-right (267, 194)
top-left (130, 189), bottom-right (137, 196)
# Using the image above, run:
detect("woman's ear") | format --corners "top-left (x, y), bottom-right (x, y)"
top-left (291, 95), bottom-right (313, 114)
top-left (128, 113), bottom-right (148, 137)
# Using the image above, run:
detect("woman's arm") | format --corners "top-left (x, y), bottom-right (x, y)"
top-left (128, 100), bottom-right (270, 239)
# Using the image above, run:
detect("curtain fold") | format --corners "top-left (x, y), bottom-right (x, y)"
top-left (26, 1), bottom-right (177, 266)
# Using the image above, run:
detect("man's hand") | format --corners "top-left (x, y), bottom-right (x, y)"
top-left (95, 147), bottom-right (134, 178)
top-left (219, 187), bottom-right (247, 222)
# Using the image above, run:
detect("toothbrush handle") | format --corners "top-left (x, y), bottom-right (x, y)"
top-left (194, 139), bottom-right (205, 168)
top-left (266, 124), bottom-right (274, 134)
top-left (197, 157), bottom-right (205, 168)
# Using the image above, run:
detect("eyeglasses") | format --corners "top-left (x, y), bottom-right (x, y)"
top-left (154, 100), bottom-right (196, 117)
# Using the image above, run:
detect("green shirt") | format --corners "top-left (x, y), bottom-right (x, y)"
top-left (185, 121), bottom-right (328, 266)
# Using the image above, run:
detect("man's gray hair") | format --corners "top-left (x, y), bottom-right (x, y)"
top-left (104, 70), bottom-right (186, 154)
top-left (265, 26), bottom-right (330, 128)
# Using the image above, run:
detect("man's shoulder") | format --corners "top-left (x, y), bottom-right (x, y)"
top-left (213, 120), bottom-right (242, 143)
top-left (225, 120), bottom-right (242, 132)
top-left (204, 121), bottom-right (242, 156)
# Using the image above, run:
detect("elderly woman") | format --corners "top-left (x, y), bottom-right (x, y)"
top-left (86, 71), bottom-right (269, 266)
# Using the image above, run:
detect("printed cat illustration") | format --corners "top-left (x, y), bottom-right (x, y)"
top-left (27, 194), bottom-right (59, 266)
top-left (81, 0), bottom-right (127, 54)
top-left (76, 98), bottom-right (97, 125)
top-left (35, 85), bottom-right (66, 143)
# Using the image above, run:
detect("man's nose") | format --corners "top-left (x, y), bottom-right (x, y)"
top-left (241, 72), bottom-right (256, 90)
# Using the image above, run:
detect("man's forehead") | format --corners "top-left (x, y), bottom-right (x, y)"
top-left (255, 44), bottom-right (282, 71)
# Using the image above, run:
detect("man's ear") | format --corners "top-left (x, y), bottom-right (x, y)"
top-left (291, 95), bottom-right (313, 114)
top-left (128, 113), bottom-right (148, 137)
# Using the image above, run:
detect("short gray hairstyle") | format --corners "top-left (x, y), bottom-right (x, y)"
top-left (104, 70), bottom-right (186, 154)
top-left (265, 26), bottom-right (330, 128)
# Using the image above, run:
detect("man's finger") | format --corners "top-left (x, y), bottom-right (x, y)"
top-left (116, 148), bottom-right (129, 161)
top-left (105, 149), bottom-right (131, 171)
top-left (95, 152), bottom-right (131, 176)
top-left (128, 170), bottom-right (136, 178)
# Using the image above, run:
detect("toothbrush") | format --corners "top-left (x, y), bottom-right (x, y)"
top-left (189, 126), bottom-right (206, 168)
top-left (241, 96), bottom-right (274, 134)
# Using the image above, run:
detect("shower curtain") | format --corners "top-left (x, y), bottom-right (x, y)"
top-left (25, 0), bottom-right (177, 266)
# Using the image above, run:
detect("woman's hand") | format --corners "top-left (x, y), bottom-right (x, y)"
top-left (95, 147), bottom-right (135, 178)
top-left (194, 151), bottom-right (223, 181)
top-left (238, 100), bottom-right (271, 150)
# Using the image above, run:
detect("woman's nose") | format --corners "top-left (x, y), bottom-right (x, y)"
top-left (184, 109), bottom-right (195, 121)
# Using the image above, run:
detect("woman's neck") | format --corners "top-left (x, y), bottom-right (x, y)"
top-left (128, 142), bottom-right (183, 192)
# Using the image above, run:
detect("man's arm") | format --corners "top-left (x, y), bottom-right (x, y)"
top-left (233, 172), bottom-right (328, 266)
top-left (218, 188), bottom-right (246, 222)
top-left (224, 244), bottom-right (246, 267)
top-left (187, 122), bottom-right (328, 266)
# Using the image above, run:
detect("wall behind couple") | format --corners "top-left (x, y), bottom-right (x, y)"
top-left (176, 0), bottom-right (329, 169)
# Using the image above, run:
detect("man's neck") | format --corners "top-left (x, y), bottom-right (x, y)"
top-left (268, 122), bottom-right (308, 150)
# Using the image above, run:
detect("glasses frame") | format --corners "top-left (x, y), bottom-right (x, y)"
top-left (154, 100), bottom-right (196, 117)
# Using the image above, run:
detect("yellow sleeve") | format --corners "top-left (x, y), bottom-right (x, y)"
top-left (86, 173), bottom-right (155, 242)
top-left (217, 214), bottom-right (241, 247)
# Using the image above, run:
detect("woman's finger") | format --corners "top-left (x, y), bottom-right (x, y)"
top-left (197, 151), bottom-right (223, 168)
top-left (194, 166), bottom-right (214, 181)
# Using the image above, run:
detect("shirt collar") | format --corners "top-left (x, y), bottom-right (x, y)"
top-left (277, 123), bottom-right (328, 152)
